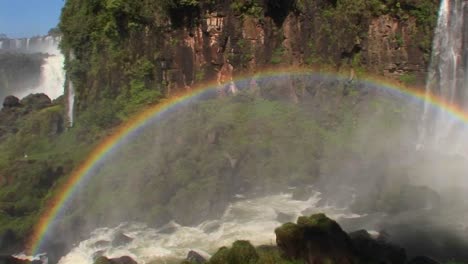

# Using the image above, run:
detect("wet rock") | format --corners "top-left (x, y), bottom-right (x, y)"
top-left (94, 256), bottom-right (137, 264)
top-left (349, 229), bottom-right (406, 264)
top-left (111, 232), bottom-right (133, 247)
top-left (2, 96), bottom-right (20, 108)
top-left (275, 213), bottom-right (356, 264)
top-left (186, 250), bottom-right (206, 263)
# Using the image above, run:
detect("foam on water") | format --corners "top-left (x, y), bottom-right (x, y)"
top-left (58, 192), bottom-right (360, 264)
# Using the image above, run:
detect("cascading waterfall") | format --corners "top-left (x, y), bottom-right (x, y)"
top-left (67, 51), bottom-right (76, 127)
top-left (67, 79), bottom-right (75, 127)
top-left (0, 35), bottom-right (66, 101)
top-left (420, 0), bottom-right (468, 156)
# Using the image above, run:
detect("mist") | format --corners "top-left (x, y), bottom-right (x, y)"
top-left (35, 72), bottom-right (467, 263)
top-left (30, 1), bottom-right (468, 263)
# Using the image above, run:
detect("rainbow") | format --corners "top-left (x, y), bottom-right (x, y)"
top-left (28, 67), bottom-right (468, 254)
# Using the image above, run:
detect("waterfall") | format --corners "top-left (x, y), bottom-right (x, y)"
top-left (10, 37), bottom-right (66, 101)
top-left (420, 0), bottom-right (468, 157)
top-left (0, 35), bottom-right (66, 101)
top-left (67, 51), bottom-right (76, 127)
top-left (67, 79), bottom-right (75, 127)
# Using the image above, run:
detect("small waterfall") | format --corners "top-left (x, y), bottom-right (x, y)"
top-left (67, 51), bottom-right (76, 127)
top-left (67, 79), bottom-right (75, 127)
top-left (420, 0), bottom-right (468, 156)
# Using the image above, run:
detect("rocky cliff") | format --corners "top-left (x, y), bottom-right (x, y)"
top-left (59, 0), bottom-right (439, 122)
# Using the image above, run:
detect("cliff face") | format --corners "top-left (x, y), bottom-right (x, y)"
top-left (59, 0), bottom-right (439, 121)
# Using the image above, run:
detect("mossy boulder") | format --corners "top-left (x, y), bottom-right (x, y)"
top-left (209, 241), bottom-right (259, 264)
top-left (227, 240), bottom-right (259, 264)
top-left (20, 93), bottom-right (51, 112)
top-left (275, 213), bottom-right (356, 264)
top-left (209, 247), bottom-right (230, 264)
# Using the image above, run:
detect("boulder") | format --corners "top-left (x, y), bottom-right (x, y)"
top-left (275, 213), bottom-right (356, 264)
top-left (227, 241), bottom-right (258, 264)
top-left (349, 229), bottom-right (406, 264)
top-left (2, 96), bottom-right (20, 108)
top-left (111, 232), bottom-right (133, 247)
top-left (209, 241), bottom-right (258, 264)
top-left (186, 250), bottom-right (206, 263)
top-left (20, 94), bottom-right (51, 111)
top-left (93, 256), bottom-right (137, 264)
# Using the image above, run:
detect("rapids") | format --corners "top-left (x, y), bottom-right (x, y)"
top-left (57, 193), bottom-right (360, 264)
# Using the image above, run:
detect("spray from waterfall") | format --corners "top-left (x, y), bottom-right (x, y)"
top-left (420, 0), bottom-right (468, 156)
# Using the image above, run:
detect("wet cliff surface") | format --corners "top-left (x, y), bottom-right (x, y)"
top-left (59, 0), bottom-right (439, 118)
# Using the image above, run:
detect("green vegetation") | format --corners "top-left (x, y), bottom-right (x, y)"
top-left (208, 240), bottom-right (302, 264)
top-left (230, 0), bottom-right (264, 17)
top-left (270, 46), bottom-right (285, 64)
top-left (0, 102), bottom-right (100, 242)
top-left (399, 72), bottom-right (417, 85)
top-left (295, 0), bottom-right (438, 66)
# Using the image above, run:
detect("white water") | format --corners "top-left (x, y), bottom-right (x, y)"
top-left (420, 0), bottom-right (468, 157)
top-left (58, 193), bottom-right (360, 264)
top-left (67, 52), bottom-right (76, 127)
top-left (1, 35), bottom-right (66, 101)
top-left (67, 80), bottom-right (75, 127)
top-left (14, 54), bottom-right (65, 100)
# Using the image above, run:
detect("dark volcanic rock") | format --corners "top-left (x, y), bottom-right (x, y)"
top-left (275, 213), bottom-right (356, 264)
top-left (349, 229), bottom-right (406, 264)
top-left (2, 96), bottom-right (20, 108)
top-left (186, 250), bottom-right (206, 263)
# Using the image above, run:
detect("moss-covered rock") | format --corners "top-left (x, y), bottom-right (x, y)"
top-left (209, 246), bottom-right (230, 264)
top-left (275, 214), bottom-right (356, 264)
top-left (209, 241), bottom-right (259, 264)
